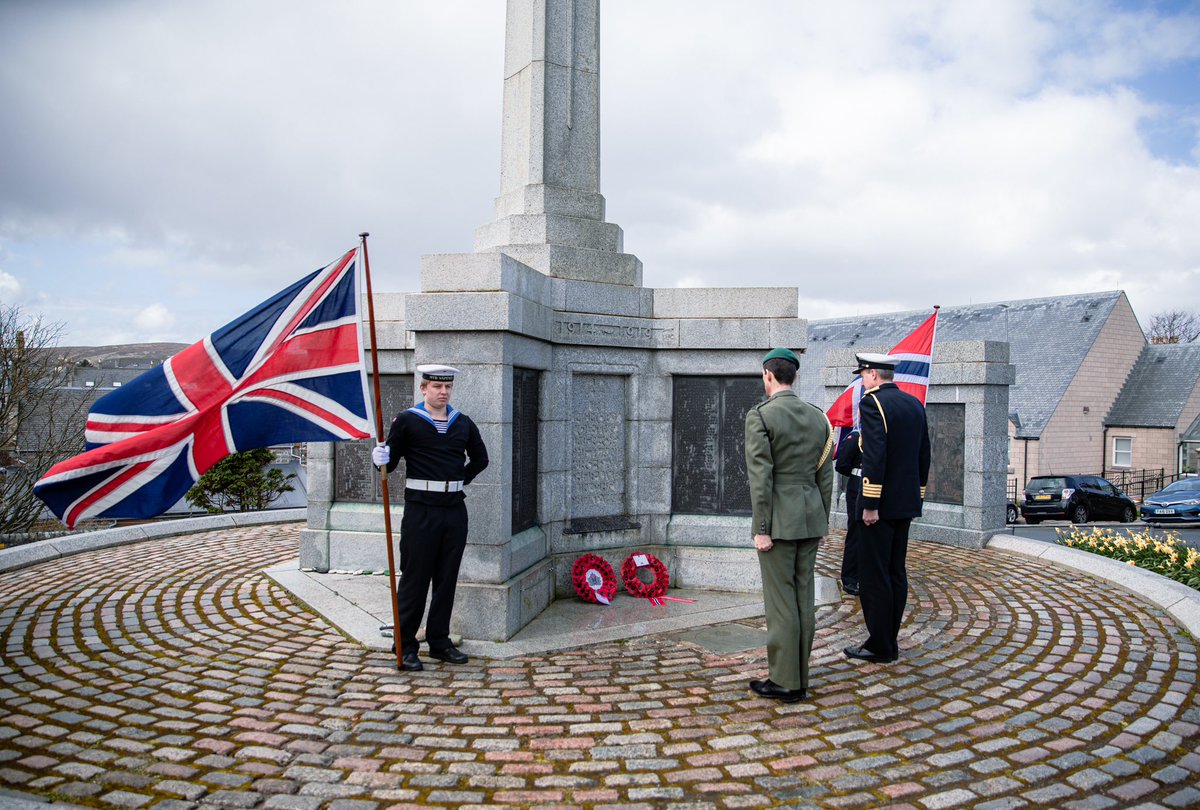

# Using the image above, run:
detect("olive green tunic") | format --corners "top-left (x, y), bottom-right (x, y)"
top-left (744, 389), bottom-right (834, 690)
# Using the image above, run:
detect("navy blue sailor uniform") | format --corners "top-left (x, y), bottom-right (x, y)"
top-left (857, 382), bottom-right (931, 659)
top-left (383, 401), bottom-right (488, 658)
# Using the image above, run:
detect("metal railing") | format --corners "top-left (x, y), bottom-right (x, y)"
top-left (1010, 468), bottom-right (1184, 504)
top-left (1102, 468), bottom-right (1166, 503)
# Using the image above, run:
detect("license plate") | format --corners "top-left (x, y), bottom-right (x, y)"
top-left (1033, 494), bottom-right (1051, 501)
top-left (1154, 508), bottom-right (1176, 515)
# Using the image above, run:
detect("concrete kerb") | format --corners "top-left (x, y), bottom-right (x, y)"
top-left (988, 533), bottom-right (1200, 638)
top-left (0, 509), bottom-right (307, 574)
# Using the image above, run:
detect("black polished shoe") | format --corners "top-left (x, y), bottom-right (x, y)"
top-left (399, 652), bottom-right (423, 671)
top-left (427, 645), bottom-right (469, 664)
top-left (842, 581), bottom-right (860, 596)
top-left (749, 678), bottom-right (806, 703)
top-left (843, 645), bottom-right (896, 663)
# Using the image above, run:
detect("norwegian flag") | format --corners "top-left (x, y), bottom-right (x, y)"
top-left (34, 248), bottom-right (373, 528)
top-left (827, 307), bottom-right (938, 450)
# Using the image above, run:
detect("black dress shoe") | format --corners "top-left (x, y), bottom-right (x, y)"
top-left (399, 652), bottom-right (423, 671)
top-left (843, 645), bottom-right (896, 663)
top-left (749, 678), bottom-right (806, 703)
top-left (427, 645), bottom-right (468, 664)
top-left (842, 581), bottom-right (860, 595)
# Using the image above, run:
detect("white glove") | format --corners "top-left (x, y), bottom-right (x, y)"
top-left (371, 444), bottom-right (390, 467)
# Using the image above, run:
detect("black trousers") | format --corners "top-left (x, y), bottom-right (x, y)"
top-left (858, 517), bottom-right (911, 659)
top-left (841, 478), bottom-right (861, 586)
top-left (396, 501), bottom-right (468, 656)
top-left (841, 519), bottom-right (861, 586)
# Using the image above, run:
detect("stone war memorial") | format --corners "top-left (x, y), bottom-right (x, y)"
top-left (297, 0), bottom-right (1012, 645)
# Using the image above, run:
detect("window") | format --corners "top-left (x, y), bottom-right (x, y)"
top-left (1112, 437), bottom-right (1133, 468)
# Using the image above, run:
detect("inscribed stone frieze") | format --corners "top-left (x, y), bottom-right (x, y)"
top-left (553, 314), bottom-right (675, 347)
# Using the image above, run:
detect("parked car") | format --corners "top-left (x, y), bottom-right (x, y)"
top-left (1140, 477), bottom-right (1200, 525)
top-left (1020, 474), bottom-right (1138, 524)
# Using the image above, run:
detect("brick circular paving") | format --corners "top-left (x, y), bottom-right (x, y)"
top-left (1, 524), bottom-right (1198, 810)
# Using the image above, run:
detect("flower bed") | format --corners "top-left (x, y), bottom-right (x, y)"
top-left (1057, 526), bottom-right (1200, 591)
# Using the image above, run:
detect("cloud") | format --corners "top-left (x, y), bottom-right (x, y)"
top-left (132, 304), bottom-right (175, 335)
top-left (0, 0), bottom-right (1197, 345)
top-left (0, 2), bottom-right (503, 299)
top-left (602, 1), bottom-right (1200, 320)
top-left (0, 269), bottom-right (21, 301)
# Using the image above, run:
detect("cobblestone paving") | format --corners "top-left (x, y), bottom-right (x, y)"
top-left (1, 524), bottom-right (1198, 810)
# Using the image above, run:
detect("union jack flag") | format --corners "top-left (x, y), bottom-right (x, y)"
top-left (34, 248), bottom-right (373, 528)
top-left (827, 307), bottom-right (938, 451)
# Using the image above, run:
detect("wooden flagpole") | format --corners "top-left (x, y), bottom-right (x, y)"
top-left (359, 232), bottom-right (405, 670)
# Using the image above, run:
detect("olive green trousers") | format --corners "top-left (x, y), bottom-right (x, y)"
top-left (757, 537), bottom-right (820, 691)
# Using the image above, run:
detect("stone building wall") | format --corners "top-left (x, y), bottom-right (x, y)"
top-left (1037, 294), bottom-right (1145, 476)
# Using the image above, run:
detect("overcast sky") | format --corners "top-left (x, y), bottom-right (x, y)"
top-left (1, 0), bottom-right (1198, 346)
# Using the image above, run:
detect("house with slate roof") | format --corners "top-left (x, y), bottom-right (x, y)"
top-left (1104, 343), bottom-right (1200, 478)
top-left (13, 359), bottom-right (309, 517)
top-left (13, 365), bottom-right (141, 459)
top-left (798, 290), bottom-right (1170, 493)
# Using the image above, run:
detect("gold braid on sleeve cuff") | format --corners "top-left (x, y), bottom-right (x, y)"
top-left (861, 478), bottom-right (883, 498)
top-left (920, 486), bottom-right (926, 498)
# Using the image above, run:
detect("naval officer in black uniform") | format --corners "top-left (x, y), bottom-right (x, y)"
top-left (843, 353), bottom-right (930, 664)
top-left (372, 364), bottom-right (489, 672)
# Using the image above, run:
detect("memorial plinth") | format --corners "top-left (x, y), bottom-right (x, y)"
top-left (299, 0), bottom-right (835, 643)
top-left (301, 250), bottom-right (811, 641)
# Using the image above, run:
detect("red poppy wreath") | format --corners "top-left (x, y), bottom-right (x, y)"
top-left (571, 553), bottom-right (618, 605)
top-left (621, 552), bottom-right (670, 599)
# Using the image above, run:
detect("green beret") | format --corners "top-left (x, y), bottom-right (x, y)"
top-left (762, 347), bottom-right (800, 367)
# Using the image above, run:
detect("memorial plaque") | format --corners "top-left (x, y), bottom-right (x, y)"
top-left (672, 378), bottom-right (720, 513)
top-left (671, 376), bottom-right (760, 515)
top-left (563, 514), bottom-right (640, 534)
top-left (926, 402), bottom-right (965, 505)
top-left (334, 374), bottom-right (412, 503)
top-left (512, 367), bottom-right (539, 533)
top-left (570, 374), bottom-right (627, 520)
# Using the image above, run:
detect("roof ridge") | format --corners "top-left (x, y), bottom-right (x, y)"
top-left (810, 290), bottom-right (1124, 327)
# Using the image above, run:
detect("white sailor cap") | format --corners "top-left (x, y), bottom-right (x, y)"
top-left (417, 364), bottom-right (459, 381)
top-left (853, 353), bottom-right (897, 375)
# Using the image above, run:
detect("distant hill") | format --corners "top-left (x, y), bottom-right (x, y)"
top-left (55, 343), bottom-right (188, 368)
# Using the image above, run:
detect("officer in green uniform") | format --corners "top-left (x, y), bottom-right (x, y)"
top-left (744, 347), bottom-right (834, 703)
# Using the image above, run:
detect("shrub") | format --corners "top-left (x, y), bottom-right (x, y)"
top-left (1057, 526), bottom-right (1200, 591)
top-left (185, 449), bottom-right (295, 514)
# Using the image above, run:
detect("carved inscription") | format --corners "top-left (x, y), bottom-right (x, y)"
top-left (719, 380), bottom-right (762, 513)
top-left (926, 402), bottom-right (965, 505)
top-left (671, 377), bottom-right (759, 515)
top-left (672, 378), bottom-right (720, 512)
top-left (334, 374), bottom-right (412, 503)
top-left (511, 368), bottom-right (540, 533)
top-left (570, 374), bottom-right (627, 519)
top-left (553, 317), bottom-right (675, 346)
